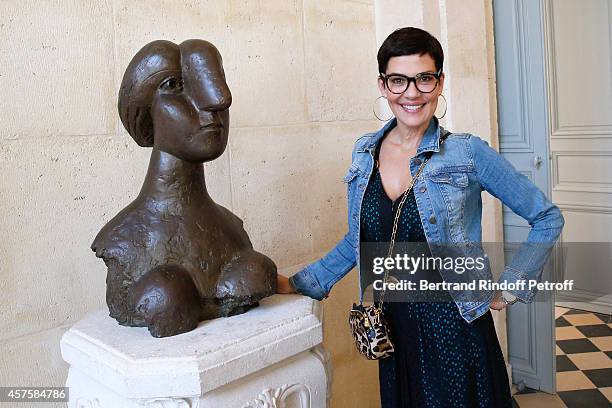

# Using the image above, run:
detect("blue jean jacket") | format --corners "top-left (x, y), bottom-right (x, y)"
top-left (289, 117), bottom-right (564, 323)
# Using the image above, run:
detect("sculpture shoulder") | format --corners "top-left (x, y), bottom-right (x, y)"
top-left (215, 203), bottom-right (244, 229)
top-left (92, 200), bottom-right (251, 260)
top-left (91, 201), bottom-right (154, 259)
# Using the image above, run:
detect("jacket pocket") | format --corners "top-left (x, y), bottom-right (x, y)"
top-left (427, 171), bottom-right (469, 242)
top-left (428, 172), bottom-right (468, 188)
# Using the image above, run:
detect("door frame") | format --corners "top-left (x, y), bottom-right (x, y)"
top-left (493, 0), bottom-right (557, 394)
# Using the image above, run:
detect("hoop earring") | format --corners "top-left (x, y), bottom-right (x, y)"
top-left (435, 94), bottom-right (447, 119)
top-left (373, 95), bottom-right (393, 121)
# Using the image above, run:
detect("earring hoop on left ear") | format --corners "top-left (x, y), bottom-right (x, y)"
top-left (435, 94), bottom-right (448, 119)
top-left (373, 95), bottom-right (393, 121)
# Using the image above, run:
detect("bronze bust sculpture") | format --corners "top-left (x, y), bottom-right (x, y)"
top-left (91, 39), bottom-right (277, 337)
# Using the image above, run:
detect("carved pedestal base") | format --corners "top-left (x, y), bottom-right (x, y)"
top-left (61, 295), bottom-right (330, 408)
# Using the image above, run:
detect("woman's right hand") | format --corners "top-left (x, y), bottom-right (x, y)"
top-left (277, 274), bottom-right (298, 294)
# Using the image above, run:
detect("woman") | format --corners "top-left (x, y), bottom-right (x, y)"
top-left (277, 27), bottom-right (564, 407)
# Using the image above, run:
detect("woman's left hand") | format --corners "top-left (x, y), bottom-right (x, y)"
top-left (489, 290), bottom-right (507, 311)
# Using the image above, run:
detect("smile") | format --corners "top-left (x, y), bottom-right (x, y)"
top-left (401, 103), bottom-right (425, 113)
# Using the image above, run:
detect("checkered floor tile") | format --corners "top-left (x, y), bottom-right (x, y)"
top-left (512, 306), bottom-right (612, 407)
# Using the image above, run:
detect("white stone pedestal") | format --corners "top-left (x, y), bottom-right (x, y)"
top-left (60, 294), bottom-right (330, 408)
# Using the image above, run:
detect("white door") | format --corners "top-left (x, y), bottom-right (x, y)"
top-left (545, 0), bottom-right (612, 315)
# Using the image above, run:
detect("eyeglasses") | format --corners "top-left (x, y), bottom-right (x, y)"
top-left (379, 69), bottom-right (442, 94)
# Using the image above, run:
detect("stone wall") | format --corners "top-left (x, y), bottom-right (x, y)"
top-left (0, 1), bottom-right (502, 407)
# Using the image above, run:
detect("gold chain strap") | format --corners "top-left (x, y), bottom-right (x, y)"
top-left (376, 133), bottom-right (449, 309)
top-left (376, 158), bottom-right (428, 308)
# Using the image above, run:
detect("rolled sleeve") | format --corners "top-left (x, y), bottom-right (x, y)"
top-left (288, 232), bottom-right (357, 301)
top-left (288, 266), bottom-right (327, 300)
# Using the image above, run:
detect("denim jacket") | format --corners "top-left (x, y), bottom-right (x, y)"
top-left (289, 117), bottom-right (564, 323)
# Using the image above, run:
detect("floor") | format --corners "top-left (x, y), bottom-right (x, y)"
top-left (511, 306), bottom-right (612, 408)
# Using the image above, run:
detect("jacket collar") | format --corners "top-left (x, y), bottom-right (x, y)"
top-left (358, 116), bottom-right (444, 155)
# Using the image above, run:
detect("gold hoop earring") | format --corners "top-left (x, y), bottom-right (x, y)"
top-left (373, 95), bottom-right (393, 121)
top-left (435, 94), bottom-right (447, 119)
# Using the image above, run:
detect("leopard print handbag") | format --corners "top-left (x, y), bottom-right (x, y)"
top-left (347, 131), bottom-right (450, 360)
top-left (348, 301), bottom-right (395, 359)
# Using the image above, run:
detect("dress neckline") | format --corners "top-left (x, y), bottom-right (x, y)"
top-left (373, 130), bottom-right (415, 204)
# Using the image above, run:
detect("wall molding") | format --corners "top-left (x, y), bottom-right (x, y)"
top-left (498, 0), bottom-right (534, 153)
top-left (545, 0), bottom-right (612, 139)
top-left (551, 125), bottom-right (612, 139)
top-left (551, 151), bottom-right (612, 193)
top-left (555, 203), bottom-right (612, 214)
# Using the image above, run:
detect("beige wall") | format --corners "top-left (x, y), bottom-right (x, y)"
top-left (0, 1), bottom-right (502, 407)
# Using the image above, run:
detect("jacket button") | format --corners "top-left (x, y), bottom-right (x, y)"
top-left (429, 215), bottom-right (436, 224)
top-left (420, 185), bottom-right (426, 193)
top-left (413, 158), bottom-right (422, 165)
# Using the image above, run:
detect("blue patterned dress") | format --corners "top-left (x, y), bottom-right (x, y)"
top-left (360, 135), bottom-right (513, 408)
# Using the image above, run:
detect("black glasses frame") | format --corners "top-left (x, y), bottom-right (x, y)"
top-left (379, 69), bottom-right (442, 94)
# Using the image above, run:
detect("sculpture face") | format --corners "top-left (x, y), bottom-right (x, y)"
top-left (152, 40), bottom-right (232, 162)
top-left (118, 39), bottom-right (232, 161)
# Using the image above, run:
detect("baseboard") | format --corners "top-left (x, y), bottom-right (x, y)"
top-left (555, 300), bottom-right (612, 315)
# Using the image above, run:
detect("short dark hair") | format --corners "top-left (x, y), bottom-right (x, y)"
top-left (118, 40), bottom-right (181, 147)
top-left (377, 27), bottom-right (444, 74)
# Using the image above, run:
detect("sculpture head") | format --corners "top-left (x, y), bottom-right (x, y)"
top-left (118, 39), bottom-right (232, 162)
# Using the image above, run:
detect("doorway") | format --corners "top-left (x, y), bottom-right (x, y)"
top-left (493, 0), bottom-right (612, 405)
